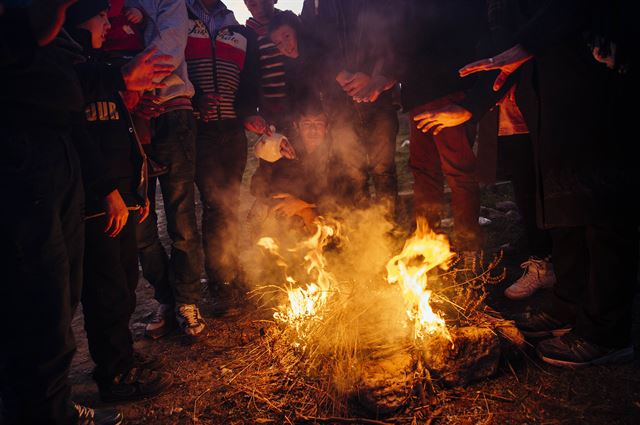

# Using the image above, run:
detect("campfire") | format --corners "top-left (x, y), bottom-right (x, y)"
top-left (237, 208), bottom-right (520, 420)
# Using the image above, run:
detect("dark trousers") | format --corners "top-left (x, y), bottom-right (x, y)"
top-left (497, 134), bottom-right (552, 258)
top-left (195, 120), bottom-right (248, 285)
top-left (1, 132), bottom-right (83, 425)
top-left (82, 215), bottom-right (138, 384)
top-left (142, 109), bottom-right (202, 305)
top-left (549, 224), bottom-right (639, 348)
top-left (330, 104), bottom-right (399, 211)
top-left (409, 99), bottom-right (480, 251)
top-left (137, 177), bottom-right (172, 305)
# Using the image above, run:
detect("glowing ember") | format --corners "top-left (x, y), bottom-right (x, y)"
top-left (386, 218), bottom-right (454, 341)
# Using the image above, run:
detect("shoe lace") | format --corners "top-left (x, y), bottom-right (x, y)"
top-left (75, 404), bottom-right (95, 420)
top-left (179, 304), bottom-right (200, 327)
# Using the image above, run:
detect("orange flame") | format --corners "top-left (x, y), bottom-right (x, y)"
top-left (386, 218), bottom-right (454, 341)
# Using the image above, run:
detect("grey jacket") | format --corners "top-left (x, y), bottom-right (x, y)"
top-left (128, 0), bottom-right (195, 103)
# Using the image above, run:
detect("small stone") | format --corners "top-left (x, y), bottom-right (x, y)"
top-left (495, 200), bottom-right (518, 212)
top-left (505, 209), bottom-right (522, 222)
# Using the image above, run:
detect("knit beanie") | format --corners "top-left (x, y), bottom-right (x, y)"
top-left (66, 0), bottom-right (111, 27)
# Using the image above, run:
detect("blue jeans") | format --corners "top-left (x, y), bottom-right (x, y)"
top-left (142, 109), bottom-right (203, 305)
top-left (195, 120), bottom-right (247, 286)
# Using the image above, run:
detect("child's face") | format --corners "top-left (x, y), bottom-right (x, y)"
top-left (78, 10), bottom-right (111, 49)
top-left (297, 113), bottom-right (328, 153)
top-left (270, 24), bottom-right (298, 58)
top-left (244, 0), bottom-right (276, 23)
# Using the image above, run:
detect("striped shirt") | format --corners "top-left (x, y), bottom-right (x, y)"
top-left (246, 16), bottom-right (288, 102)
top-left (185, 10), bottom-right (258, 121)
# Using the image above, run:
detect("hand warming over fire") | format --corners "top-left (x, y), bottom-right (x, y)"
top-left (103, 189), bottom-right (129, 237)
top-left (272, 193), bottom-right (317, 229)
top-left (336, 71), bottom-right (371, 97)
top-left (459, 44), bottom-right (533, 91)
top-left (352, 74), bottom-right (396, 103)
top-left (279, 137), bottom-right (297, 160)
top-left (244, 115), bottom-right (270, 135)
top-left (414, 104), bottom-right (472, 135)
top-left (121, 48), bottom-right (175, 92)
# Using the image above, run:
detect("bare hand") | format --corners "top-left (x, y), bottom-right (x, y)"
top-left (122, 48), bottom-right (175, 91)
top-left (272, 193), bottom-right (317, 228)
top-left (125, 7), bottom-right (143, 24)
top-left (244, 115), bottom-right (269, 135)
top-left (339, 72), bottom-right (371, 97)
top-left (196, 93), bottom-right (222, 120)
top-left (353, 75), bottom-right (396, 103)
top-left (280, 138), bottom-right (296, 160)
top-left (414, 104), bottom-right (472, 135)
top-left (135, 93), bottom-right (165, 119)
top-left (459, 44), bottom-right (533, 91)
top-left (103, 189), bottom-right (129, 237)
top-left (138, 198), bottom-right (150, 223)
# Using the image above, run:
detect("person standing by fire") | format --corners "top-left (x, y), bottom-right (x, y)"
top-left (271, 1), bottom-right (400, 215)
top-left (185, 0), bottom-right (262, 314)
top-left (459, 0), bottom-right (639, 367)
top-left (244, 0), bottom-right (293, 135)
top-left (1, 0), bottom-right (172, 422)
top-left (129, 0), bottom-right (206, 342)
top-left (64, 0), bottom-right (174, 402)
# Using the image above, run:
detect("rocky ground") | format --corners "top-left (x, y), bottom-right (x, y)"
top-left (69, 119), bottom-right (640, 424)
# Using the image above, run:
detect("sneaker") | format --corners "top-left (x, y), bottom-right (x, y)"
top-left (75, 403), bottom-right (123, 425)
top-left (536, 332), bottom-right (634, 368)
top-left (145, 303), bottom-right (176, 340)
top-left (504, 256), bottom-right (556, 300)
top-left (175, 303), bottom-right (206, 338)
top-left (512, 311), bottom-right (573, 338)
top-left (99, 366), bottom-right (173, 402)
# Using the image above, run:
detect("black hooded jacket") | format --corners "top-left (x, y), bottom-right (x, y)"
top-left (66, 27), bottom-right (146, 216)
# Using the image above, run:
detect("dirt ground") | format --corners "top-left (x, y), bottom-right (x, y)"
top-left (69, 119), bottom-right (640, 424)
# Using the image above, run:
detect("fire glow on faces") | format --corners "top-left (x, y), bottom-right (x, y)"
top-left (78, 10), bottom-right (111, 49)
top-left (271, 24), bottom-right (299, 58)
top-left (296, 113), bottom-right (328, 154)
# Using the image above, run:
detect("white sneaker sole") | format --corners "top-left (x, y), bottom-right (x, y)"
top-left (538, 346), bottom-right (634, 368)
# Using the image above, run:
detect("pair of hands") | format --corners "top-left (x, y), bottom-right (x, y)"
top-left (413, 44), bottom-right (533, 135)
top-left (335, 70), bottom-right (396, 103)
top-left (271, 193), bottom-right (317, 230)
top-left (103, 190), bottom-right (149, 237)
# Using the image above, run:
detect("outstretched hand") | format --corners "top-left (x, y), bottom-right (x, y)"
top-left (459, 44), bottom-right (533, 91)
top-left (272, 193), bottom-right (317, 230)
top-left (122, 48), bottom-right (175, 91)
top-left (413, 104), bottom-right (472, 135)
top-left (353, 75), bottom-right (396, 103)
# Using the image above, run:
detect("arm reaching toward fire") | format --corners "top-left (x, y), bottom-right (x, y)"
top-left (272, 193), bottom-right (317, 230)
top-left (459, 44), bottom-right (533, 91)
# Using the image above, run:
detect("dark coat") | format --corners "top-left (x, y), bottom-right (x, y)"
top-left (396, 0), bottom-right (489, 112)
top-left (514, 0), bottom-right (639, 228)
top-left (68, 28), bottom-right (147, 216)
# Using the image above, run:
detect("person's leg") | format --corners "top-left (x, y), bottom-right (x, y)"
top-left (499, 134), bottom-right (552, 258)
top-left (82, 217), bottom-right (136, 385)
top-left (0, 133), bottom-right (81, 425)
top-left (152, 110), bottom-right (203, 305)
top-left (195, 121), bottom-right (248, 290)
top-left (136, 178), bottom-right (173, 306)
top-left (432, 123), bottom-right (480, 251)
top-left (329, 109), bottom-right (369, 207)
top-left (576, 222), bottom-right (638, 348)
top-left (362, 105), bottom-right (399, 214)
top-left (409, 108), bottom-right (444, 228)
